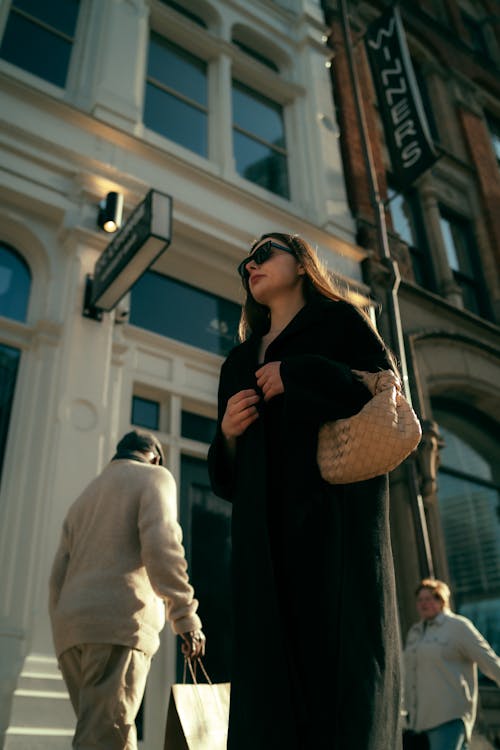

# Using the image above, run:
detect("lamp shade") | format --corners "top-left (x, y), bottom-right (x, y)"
top-left (97, 192), bottom-right (124, 233)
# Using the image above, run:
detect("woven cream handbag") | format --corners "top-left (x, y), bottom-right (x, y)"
top-left (317, 369), bottom-right (422, 484)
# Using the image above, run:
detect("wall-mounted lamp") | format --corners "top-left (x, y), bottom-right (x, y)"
top-left (84, 189), bottom-right (172, 321)
top-left (97, 191), bottom-right (124, 233)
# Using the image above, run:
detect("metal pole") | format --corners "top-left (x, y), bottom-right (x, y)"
top-left (338, 0), bottom-right (409, 393)
top-left (337, 0), bottom-right (434, 578)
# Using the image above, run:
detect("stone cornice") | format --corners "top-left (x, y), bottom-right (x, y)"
top-left (407, 328), bottom-right (500, 361)
top-left (401, 280), bottom-right (500, 338)
top-left (0, 317), bottom-right (63, 350)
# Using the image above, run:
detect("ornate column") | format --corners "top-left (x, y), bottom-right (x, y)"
top-left (419, 177), bottom-right (463, 308)
top-left (416, 419), bottom-right (451, 583)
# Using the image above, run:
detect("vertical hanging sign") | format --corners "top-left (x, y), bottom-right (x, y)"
top-left (365, 5), bottom-right (438, 190)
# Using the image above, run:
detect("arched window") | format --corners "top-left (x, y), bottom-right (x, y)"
top-left (0, 243), bottom-right (32, 483)
top-left (0, 242), bottom-right (31, 322)
top-left (433, 398), bottom-right (500, 659)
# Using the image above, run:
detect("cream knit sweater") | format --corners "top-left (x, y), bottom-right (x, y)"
top-left (49, 459), bottom-right (202, 658)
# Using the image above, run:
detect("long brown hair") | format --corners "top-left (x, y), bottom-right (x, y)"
top-left (238, 233), bottom-right (390, 364)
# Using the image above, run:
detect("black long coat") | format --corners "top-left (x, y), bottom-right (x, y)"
top-left (208, 297), bottom-right (402, 750)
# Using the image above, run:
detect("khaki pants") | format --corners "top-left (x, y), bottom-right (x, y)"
top-left (59, 644), bottom-right (151, 750)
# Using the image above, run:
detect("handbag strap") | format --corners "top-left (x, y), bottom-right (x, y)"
top-left (352, 368), bottom-right (401, 395)
top-left (183, 657), bottom-right (213, 686)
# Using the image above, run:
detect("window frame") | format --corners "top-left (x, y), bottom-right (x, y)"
top-left (438, 206), bottom-right (491, 319)
top-left (0, 242), bottom-right (32, 486)
top-left (0, 0), bottom-right (81, 90)
top-left (432, 397), bottom-right (500, 655)
top-left (126, 383), bottom-right (219, 739)
top-left (131, 395), bottom-right (161, 431)
top-left (232, 39), bottom-right (279, 72)
top-left (387, 183), bottom-right (436, 291)
top-left (0, 343), bottom-right (22, 486)
top-left (0, 241), bottom-right (32, 323)
top-left (231, 78), bottom-right (290, 199)
top-left (460, 10), bottom-right (491, 60)
top-left (486, 113), bottom-right (500, 165)
top-left (146, 4), bottom-right (299, 204)
top-left (143, 31), bottom-right (210, 158)
top-left (157, 0), bottom-right (208, 29)
top-left (129, 269), bottom-right (241, 357)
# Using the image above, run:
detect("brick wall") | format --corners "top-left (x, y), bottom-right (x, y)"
top-left (328, 18), bottom-right (389, 254)
top-left (459, 107), bottom-right (500, 300)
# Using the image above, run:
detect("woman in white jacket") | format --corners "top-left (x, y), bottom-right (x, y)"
top-left (403, 578), bottom-right (500, 750)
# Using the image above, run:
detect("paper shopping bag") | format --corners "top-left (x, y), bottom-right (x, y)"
top-left (164, 680), bottom-right (230, 750)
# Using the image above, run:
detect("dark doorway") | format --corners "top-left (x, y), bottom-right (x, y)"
top-left (178, 455), bottom-right (232, 683)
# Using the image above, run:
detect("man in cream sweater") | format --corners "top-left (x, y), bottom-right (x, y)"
top-left (49, 429), bottom-right (205, 749)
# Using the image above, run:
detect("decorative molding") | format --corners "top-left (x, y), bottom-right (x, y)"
top-left (416, 419), bottom-right (444, 501)
top-left (32, 319), bottom-right (63, 349)
top-left (408, 328), bottom-right (500, 360)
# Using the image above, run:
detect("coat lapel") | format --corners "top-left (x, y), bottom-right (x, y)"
top-left (264, 298), bottom-right (330, 361)
top-left (235, 297), bottom-right (335, 371)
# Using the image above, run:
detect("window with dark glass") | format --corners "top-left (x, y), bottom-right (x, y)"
top-left (179, 455), bottom-right (232, 683)
top-left (461, 12), bottom-right (490, 58)
top-left (486, 115), bottom-right (500, 165)
top-left (130, 270), bottom-right (240, 356)
top-left (232, 81), bottom-right (289, 199)
top-left (144, 33), bottom-right (208, 157)
top-left (439, 208), bottom-right (489, 318)
top-left (0, 244), bottom-right (31, 485)
top-left (232, 39), bottom-right (279, 72)
top-left (131, 396), bottom-right (160, 431)
top-left (181, 411), bottom-right (216, 444)
top-left (0, 243), bottom-right (32, 322)
top-left (0, 0), bottom-right (80, 88)
top-left (387, 186), bottom-right (434, 289)
top-left (433, 399), bottom-right (500, 661)
top-left (159, 0), bottom-right (207, 28)
top-left (0, 345), bottom-right (21, 485)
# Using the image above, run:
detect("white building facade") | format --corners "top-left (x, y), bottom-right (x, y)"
top-left (0, 0), bottom-right (371, 747)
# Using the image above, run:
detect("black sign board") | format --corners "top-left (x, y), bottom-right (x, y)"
top-left (365, 5), bottom-right (438, 190)
top-left (87, 189), bottom-right (172, 314)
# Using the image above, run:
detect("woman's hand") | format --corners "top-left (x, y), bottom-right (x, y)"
top-left (255, 362), bottom-right (284, 402)
top-left (221, 389), bottom-right (260, 439)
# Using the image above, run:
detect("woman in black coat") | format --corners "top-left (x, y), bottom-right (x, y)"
top-left (207, 233), bottom-right (402, 749)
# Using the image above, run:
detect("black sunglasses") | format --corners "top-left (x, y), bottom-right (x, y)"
top-left (237, 240), bottom-right (295, 280)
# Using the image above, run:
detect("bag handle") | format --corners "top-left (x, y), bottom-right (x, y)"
top-left (352, 368), bottom-right (402, 396)
top-left (183, 657), bottom-right (213, 686)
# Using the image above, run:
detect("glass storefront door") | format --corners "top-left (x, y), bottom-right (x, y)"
top-left (179, 455), bottom-right (232, 683)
